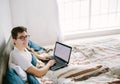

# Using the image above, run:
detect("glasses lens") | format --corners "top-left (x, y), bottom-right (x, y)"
top-left (18, 35), bottom-right (30, 41)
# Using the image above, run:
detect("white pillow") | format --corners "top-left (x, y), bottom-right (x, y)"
top-left (13, 65), bottom-right (27, 81)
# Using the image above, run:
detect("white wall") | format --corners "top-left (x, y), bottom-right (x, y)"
top-left (0, 0), bottom-right (12, 42)
top-left (10, 0), bottom-right (62, 46)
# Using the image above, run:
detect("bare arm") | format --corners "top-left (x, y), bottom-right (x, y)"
top-left (26, 59), bottom-right (55, 78)
top-left (27, 47), bottom-right (51, 60)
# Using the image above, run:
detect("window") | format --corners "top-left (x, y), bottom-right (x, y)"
top-left (57, 0), bottom-right (120, 37)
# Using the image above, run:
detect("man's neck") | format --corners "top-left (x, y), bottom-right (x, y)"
top-left (15, 45), bottom-right (26, 51)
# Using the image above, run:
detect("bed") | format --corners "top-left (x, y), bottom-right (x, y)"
top-left (38, 35), bottom-right (120, 84)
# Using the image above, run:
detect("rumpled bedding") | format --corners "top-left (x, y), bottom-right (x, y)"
top-left (39, 38), bottom-right (120, 84)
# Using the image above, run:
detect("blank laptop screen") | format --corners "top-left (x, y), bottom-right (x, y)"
top-left (54, 42), bottom-right (72, 62)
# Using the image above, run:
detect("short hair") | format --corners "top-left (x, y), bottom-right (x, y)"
top-left (11, 26), bottom-right (27, 39)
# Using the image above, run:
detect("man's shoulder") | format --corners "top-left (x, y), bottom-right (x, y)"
top-left (10, 48), bottom-right (16, 54)
top-left (10, 48), bottom-right (20, 57)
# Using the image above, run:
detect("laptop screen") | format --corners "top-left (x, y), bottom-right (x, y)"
top-left (54, 42), bottom-right (72, 63)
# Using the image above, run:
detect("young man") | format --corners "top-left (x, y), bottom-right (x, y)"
top-left (9, 26), bottom-right (56, 83)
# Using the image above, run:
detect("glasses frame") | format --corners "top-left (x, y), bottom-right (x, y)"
top-left (17, 35), bottom-right (30, 41)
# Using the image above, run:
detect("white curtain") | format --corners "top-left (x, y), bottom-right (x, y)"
top-left (10, 0), bottom-right (63, 46)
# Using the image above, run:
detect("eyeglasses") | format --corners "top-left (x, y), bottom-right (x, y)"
top-left (17, 35), bottom-right (30, 41)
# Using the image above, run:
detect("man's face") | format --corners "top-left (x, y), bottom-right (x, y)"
top-left (13, 31), bottom-right (30, 48)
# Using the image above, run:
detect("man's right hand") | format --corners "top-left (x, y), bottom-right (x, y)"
top-left (47, 60), bottom-right (56, 67)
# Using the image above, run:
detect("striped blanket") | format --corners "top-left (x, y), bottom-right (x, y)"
top-left (40, 38), bottom-right (120, 84)
top-left (48, 64), bottom-right (110, 83)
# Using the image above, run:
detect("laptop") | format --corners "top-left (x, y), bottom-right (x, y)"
top-left (49, 42), bottom-right (72, 71)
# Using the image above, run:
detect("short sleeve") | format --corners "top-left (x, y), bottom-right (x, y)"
top-left (10, 51), bottom-right (32, 71)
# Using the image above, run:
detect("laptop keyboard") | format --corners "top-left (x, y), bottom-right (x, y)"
top-left (50, 56), bottom-right (67, 71)
top-left (50, 62), bottom-right (67, 71)
top-left (42, 56), bottom-right (68, 71)
top-left (54, 56), bottom-right (64, 63)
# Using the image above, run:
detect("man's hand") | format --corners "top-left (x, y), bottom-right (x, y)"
top-left (47, 60), bottom-right (56, 67)
top-left (41, 56), bottom-right (52, 61)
